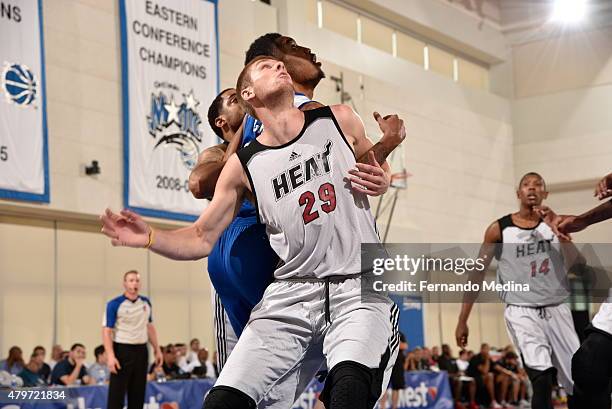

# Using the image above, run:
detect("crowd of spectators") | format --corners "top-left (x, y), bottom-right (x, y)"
top-left (0, 338), bottom-right (218, 388)
top-left (380, 338), bottom-right (533, 409)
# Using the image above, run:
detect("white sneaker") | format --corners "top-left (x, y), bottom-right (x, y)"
top-left (519, 399), bottom-right (530, 408)
top-left (490, 402), bottom-right (502, 409)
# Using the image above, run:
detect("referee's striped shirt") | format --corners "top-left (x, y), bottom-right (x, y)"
top-left (103, 295), bottom-right (152, 344)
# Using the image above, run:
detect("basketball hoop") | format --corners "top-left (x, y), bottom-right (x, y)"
top-left (390, 169), bottom-right (410, 189)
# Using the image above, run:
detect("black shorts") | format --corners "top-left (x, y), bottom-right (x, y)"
top-left (390, 369), bottom-right (405, 390)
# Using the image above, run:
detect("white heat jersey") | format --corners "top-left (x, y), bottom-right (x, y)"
top-left (592, 289), bottom-right (612, 335)
top-left (496, 214), bottom-right (570, 306)
top-left (237, 106), bottom-right (380, 279)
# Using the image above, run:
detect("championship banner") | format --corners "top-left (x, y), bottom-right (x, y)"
top-left (120, 0), bottom-right (219, 221)
top-left (0, 0), bottom-right (49, 202)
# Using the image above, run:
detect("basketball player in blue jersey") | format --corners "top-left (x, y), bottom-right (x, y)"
top-left (455, 172), bottom-right (582, 409)
top-left (100, 57), bottom-right (404, 409)
top-left (535, 172), bottom-right (612, 409)
top-left (188, 88), bottom-right (279, 372)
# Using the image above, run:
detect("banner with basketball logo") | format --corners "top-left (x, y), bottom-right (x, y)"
top-left (0, 0), bottom-right (49, 202)
top-left (120, 0), bottom-right (219, 221)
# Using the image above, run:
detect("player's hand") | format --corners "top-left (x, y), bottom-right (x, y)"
top-left (154, 349), bottom-right (163, 367)
top-left (455, 320), bottom-right (469, 348)
top-left (100, 208), bottom-right (150, 248)
top-left (107, 355), bottom-right (121, 374)
top-left (374, 112), bottom-right (406, 147)
top-left (348, 151), bottom-right (390, 196)
top-left (534, 205), bottom-right (572, 241)
top-left (595, 173), bottom-right (612, 200)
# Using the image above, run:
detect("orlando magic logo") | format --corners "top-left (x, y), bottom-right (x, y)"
top-left (1, 62), bottom-right (37, 107)
top-left (147, 88), bottom-right (202, 170)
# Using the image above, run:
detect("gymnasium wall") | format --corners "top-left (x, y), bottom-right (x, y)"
top-left (2, 0), bottom-right (611, 357)
top-left (511, 24), bottom-right (612, 244)
top-left (0, 0), bottom-right (278, 357)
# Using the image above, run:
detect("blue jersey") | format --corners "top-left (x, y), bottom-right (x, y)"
top-left (207, 94), bottom-right (311, 337)
top-left (234, 115), bottom-right (263, 218)
top-left (208, 112), bottom-right (271, 337)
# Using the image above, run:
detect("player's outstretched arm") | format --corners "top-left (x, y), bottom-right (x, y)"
top-left (100, 155), bottom-right (246, 260)
top-left (537, 200), bottom-right (612, 237)
top-left (455, 221), bottom-right (500, 347)
top-left (560, 200), bottom-right (612, 234)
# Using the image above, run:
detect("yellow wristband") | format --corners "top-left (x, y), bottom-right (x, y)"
top-left (145, 227), bottom-right (155, 249)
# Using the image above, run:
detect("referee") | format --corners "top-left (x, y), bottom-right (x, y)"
top-left (103, 270), bottom-right (162, 409)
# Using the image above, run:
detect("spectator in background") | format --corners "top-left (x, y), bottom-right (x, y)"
top-left (186, 339), bottom-right (200, 366)
top-left (466, 343), bottom-right (501, 409)
top-left (191, 348), bottom-right (208, 378)
top-left (48, 345), bottom-right (63, 370)
top-left (33, 346), bottom-right (51, 384)
top-left (211, 351), bottom-right (219, 378)
top-left (407, 347), bottom-right (430, 371)
top-left (431, 346), bottom-right (441, 365)
top-left (175, 343), bottom-right (195, 373)
top-left (88, 345), bottom-right (110, 384)
top-left (379, 332), bottom-right (409, 409)
top-left (494, 351), bottom-right (529, 408)
top-left (438, 344), bottom-right (475, 409)
top-left (149, 344), bottom-right (185, 381)
top-left (50, 343), bottom-right (93, 386)
top-left (18, 353), bottom-right (45, 387)
top-left (197, 348), bottom-right (216, 380)
top-left (456, 349), bottom-right (470, 373)
top-left (422, 347), bottom-right (435, 368)
top-left (0, 346), bottom-right (25, 375)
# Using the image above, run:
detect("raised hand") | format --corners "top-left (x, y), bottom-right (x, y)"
top-left (348, 151), bottom-right (390, 196)
top-left (595, 173), bottom-right (612, 200)
top-left (374, 112), bottom-right (405, 146)
top-left (100, 208), bottom-right (151, 248)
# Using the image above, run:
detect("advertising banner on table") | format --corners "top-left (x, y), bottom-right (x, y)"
top-left (0, 373), bottom-right (451, 409)
top-left (120, 0), bottom-right (219, 221)
top-left (0, 0), bottom-right (49, 202)
top-left (292, 371), bottom-right (453, 409)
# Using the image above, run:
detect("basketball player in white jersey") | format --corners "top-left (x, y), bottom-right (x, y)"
top-left (100, 57), bottom-right (403, 409)
top-left (455, 172), bottom-right (582, 409)
top-left (536, 172), bottom-right (612, 409)
top-left (190, 34), bottom-right (403, 379)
